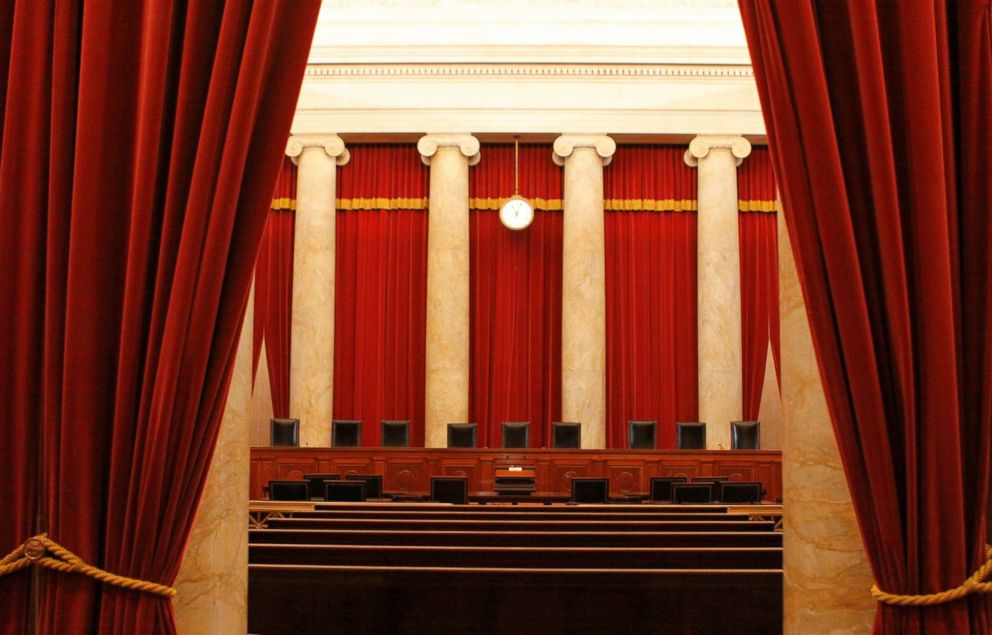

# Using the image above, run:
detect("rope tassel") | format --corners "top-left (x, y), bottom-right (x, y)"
top-left (871, 547), bottom-right (992, 606)
top-left (0, 534), bottom-right (176, 598)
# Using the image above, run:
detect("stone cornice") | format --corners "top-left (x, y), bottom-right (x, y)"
top-left (305, 63), bottom-right (753, 80)
top-left (553, 134), bottom-right (617, 167)
top-left (285, 135), bottom-right (350, 166)
top-left (417, 134), bottom-right (481, 167)
top-left (683, 135), bottom-right (752, 167)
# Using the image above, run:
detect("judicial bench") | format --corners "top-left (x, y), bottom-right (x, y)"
top-left (250, 447), bottom-right (783, 501)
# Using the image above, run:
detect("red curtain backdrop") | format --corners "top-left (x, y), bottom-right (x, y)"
top-left (738, 147), bottom-right (780, 420)
top-left (469, 144), bottom-right (563, 448)
top-left (334, 145), bottom-right (429, 446)
top-left (0, 1), bottom-right (319, 633)
top-left (253, 159), bottom-right (296, 418)
top-left (739, 2), bottom-right (992, 633)
top-left (603, 146), bottom-right (698, 448)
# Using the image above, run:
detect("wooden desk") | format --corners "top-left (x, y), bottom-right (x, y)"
top-left (250, 447), bottom-right (782, 502)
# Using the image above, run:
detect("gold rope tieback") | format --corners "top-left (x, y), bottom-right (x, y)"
top-left (871, 546), bottom-right (992, 606)
top-left (0, 534), bottom-right (176, 598)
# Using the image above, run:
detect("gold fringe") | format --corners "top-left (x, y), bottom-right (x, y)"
top-left (0, 534), bottom-right (177, 598)
top-left (271, 197), bottom-right (296, 211)
top-left (336, 197), bottom-right (428, 211)
top-left (605, 198), bottom-right (697, 212)
top-left (738, 199), bottom-right (778, 213)
top-left (470, 197), bottom-right (562, 211)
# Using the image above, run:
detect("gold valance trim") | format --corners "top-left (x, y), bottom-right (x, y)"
top-left (605, 198), bottom-right (697, 212)
top-left (470, 197), bottom-right (562, 211)
top-left (336, 197), bottom-right (429, 211)
top-left (738, 199), bottom-right (778, 213)
top-left (271, 197), bottom-right (296, 211)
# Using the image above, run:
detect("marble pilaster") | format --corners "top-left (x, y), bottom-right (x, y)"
top-left (173, 284), bottom-right (253, 634)
top-left (286, 136), bottom-right (349, 447)
top-left (685, 135), bottom-right (750, 448)
top-left (778, 206), bottom-right (874, 633)
top-left (418, 134), bottom-right (479, 448)
top-left (554, 134), bottom-right (615, 449)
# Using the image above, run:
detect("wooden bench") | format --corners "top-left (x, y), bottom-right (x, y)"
top-left (290, 509), bottom-right (752, 522)
top-left (248, 543), bottom-right (782, 569)
top-left (263, 517), bottom-right (777, 533)
top-left (309, 502), bottom-right (731, 513)
top-left (249, 564), bottom-right (782, 634)
top-left (249, 528), bottom-right (783, 548)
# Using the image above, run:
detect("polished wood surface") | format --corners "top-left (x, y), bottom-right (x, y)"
top-left (251, 447), bottom-right (782, 501)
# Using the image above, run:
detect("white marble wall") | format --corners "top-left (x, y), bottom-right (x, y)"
top-left (286, 136), bottom-right (349, 447)
top-left (419, 134), bottom-right (479, 447)
top-left (173, 286), bottom-right (253, 634)
top-left (685, 135), bottom-right (750, 449)
top-left (554, 135), bottom-right (615, 449)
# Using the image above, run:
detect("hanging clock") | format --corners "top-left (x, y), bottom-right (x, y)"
top-left (499, 137), bottom-right (534, 230)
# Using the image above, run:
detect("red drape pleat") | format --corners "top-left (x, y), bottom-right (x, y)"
top-left (253, 159), bottom-right (296, 418)
top-left (469, 144), bottom-right (563, 448)
top-left (739, 1), bottom-right (992, 632)
top-left (334, 145), bottom-right (429, 447)
top-left (0, 1), bottom-right (319, 633)
top-left (603, 146), bottom-right (698, 449)
top-left (738, 147), bottom-right (780, 420)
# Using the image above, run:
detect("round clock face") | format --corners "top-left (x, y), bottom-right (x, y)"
top-left (499, 196), bottom-right (534, 230)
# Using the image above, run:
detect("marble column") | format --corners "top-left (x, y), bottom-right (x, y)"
top-left (418, 134), bottom-right (480, 448)
top-left (778, 206), bottom-right (874, 633)
top-left (173, 284), bottom-right (253, 634)
top-left (553, 134), bottom-right (615, 449)
top-left (285, 136), bottom-right (349, 447)
top-left (684, 135), bottom-right (751, 449)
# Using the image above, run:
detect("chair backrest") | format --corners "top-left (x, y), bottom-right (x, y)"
top-left (720, 481), bottom-right (763, 504)
top-left (270, 418), bottom-right (299, 447)
top-left (649, 476), bottom-right (687, 502)
top-left (303, 473), bottom-right (340, 500)
top-left (381, 420), bottom-right (410, 447)
top-left (691, 476), bottom-right (729, 501)
top-left (672, 482), bottom-right (714, 504)
top-left (551, 421), bottom-right (581, 449)
top-left (268, 480), bottom-right (309, 501)
top-left (676, 422), bottom-right (707, 449)
top-left (430, 477), bottom-right (468, 504)
top-left (501, 421), bottom-right (530, 448)
top-left (345, 474), bottom-right (383, 499)
top-left (324, 480), bottom-right (366, 502)
top-left (627, 420), bottom-right (657, 449)
top-left (731, 420), bottom-right (761, 450)
top-left (447, 423), bottom-right (477, 448)
top-left (570, 477), bottom-right (609, 504)
top-left (332, 419), bottom-right (361, 447)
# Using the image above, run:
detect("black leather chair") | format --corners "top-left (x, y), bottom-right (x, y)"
top-left (692, 476), bottom-right (730, 501)
top-left (332, 419), bottom-right (361, 447)
top-left (627, 420), bottom-right (657, 449)
top-left (649, 476), bottom-right (687, 502)
top-left (672, 482), bottom-right (714, 504)
top-left (381, 420), bottom-right (410, 447)
top-left (268, 480), bottom-right (308, 501)
top-left (430, 477), bottom-right (468, 504)
top-left (324, 480), bottom-right (366, 502)
top-left (270, 418), bottom-right (299, 446)
top-left (551, 421), bottom-right (581, 449)
top-left (571, 478), bottom-right (610, 504)
top-left (720, 481), bottom-right (763, 504)
top-left (731, 420), bottom-right (761, 450)
top-left (447, 423), bottom-right (477, 448)
top-left (346, 474), bottom-right (383, 499)
top-left (501, 421), bottom-right (530, 448)
top-left (303, 473), bottom-right (341, 500)
top-left (676, 421), bottom-right (707, 449)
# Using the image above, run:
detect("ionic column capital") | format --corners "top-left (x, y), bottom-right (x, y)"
top-left (683, 135), bottom-right (751, 167)
top-left (553, 134), bottom-right (617, 167)
top-left (285, 135), bottom-right (350, 166)
top-left (417, 134), bottom-right (481, 167)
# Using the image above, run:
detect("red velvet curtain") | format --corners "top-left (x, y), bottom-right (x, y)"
top-left (604, 146), bottom-right (698, 448)
top-left (739, 2), bottom-right (992, 632)
top-left (469, 144), bottom-right (563, 448)
top-left (0, 1), bottom-right (319, 633)
top-left (738, 147), bottom-right (780, 420)
top-left (334, 145), bottom-right (429, 446)
top-left (253, 159), bottom-right (296, 418)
